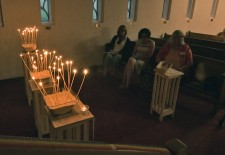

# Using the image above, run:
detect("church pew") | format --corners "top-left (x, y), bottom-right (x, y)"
top-left (185, 37), bottom-right (225, 50)
top-left (186, 31), bottom-right (225, 42)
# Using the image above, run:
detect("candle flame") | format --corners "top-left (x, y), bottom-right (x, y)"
top-left (39, 82), bottom-right (43, 86)
top-left (83, 69), bottom-right (88, 75)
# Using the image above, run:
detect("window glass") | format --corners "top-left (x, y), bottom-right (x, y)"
top-left (186, 0), bottom-right (195, 19)
top-left (0, 0), bottom-right (3, 27)
top-left (127, 0), bottom-right (131, 19)
top-left (40, 0), bottom-right (51, 23)
top-left (93, 0), bottom-right (102, 22)
top-left (162, 0), bottom-right (172, 20)
top-left (93, 0), bottom-right (98, 20)
top-left (127, 0), bottom-right (136, 21)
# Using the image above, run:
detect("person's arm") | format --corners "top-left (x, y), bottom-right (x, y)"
top-left (156, 43), bottom-right (169, 63)
top-left (142, 41), bottom-right (155, 64)
top-left (146, 41), bottom-right (155, 58)
top-left (108, 36), bottom-right (117, 52)
top-left (120, 38), bottom-right (134, 62)
top-left (131, 41), bottom-right (138, 57)
top-left (180, 46), bottom-right (193, 71)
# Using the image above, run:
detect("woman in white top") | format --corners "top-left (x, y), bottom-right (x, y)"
top-left (120, 28), bottom-right (155, 89)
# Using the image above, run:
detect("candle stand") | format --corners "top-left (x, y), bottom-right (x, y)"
top-left (45, 100), bottom-right (95, 141)
top-left (150, 68), bottom-right (183, 122)
top-left (29, 80), bottom-right (53, 138)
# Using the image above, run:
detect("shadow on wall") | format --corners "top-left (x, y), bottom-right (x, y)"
top-left (75, 27), bottom-right (112, 67)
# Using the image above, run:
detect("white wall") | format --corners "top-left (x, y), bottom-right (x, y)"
top-left (0, 0), bottom-right (225, 80)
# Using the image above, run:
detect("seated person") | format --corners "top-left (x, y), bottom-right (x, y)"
top-left (103, 25), bottom-right (132, 77)
top-left (120, 28), bottom-right (155, 89)
top-left (156, 30), bottom-right (193, 77)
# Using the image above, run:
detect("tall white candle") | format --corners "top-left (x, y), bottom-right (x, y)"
top-left (76, 69), bottom-right (88, 101)
top-left (69, 69), bottom-right (77, 90)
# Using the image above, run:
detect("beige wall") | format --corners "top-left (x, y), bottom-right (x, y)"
top-left (0, 0), bottom-right (225, 80)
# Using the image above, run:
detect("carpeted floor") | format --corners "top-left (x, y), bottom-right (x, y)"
top-left (0, 68), bottom-right (225, 155)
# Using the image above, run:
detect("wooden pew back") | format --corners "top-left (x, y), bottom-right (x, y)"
top-left (186, 31), bottom-right (225, 42)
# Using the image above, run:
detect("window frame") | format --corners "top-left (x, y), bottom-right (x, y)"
top-left (162, 0), bottom-right (172, 20)
top-left (186, 0), bottom-right (195, 20)
top-left (40, 0), bottom-right (53, 25)
top-left (127, 0), bottom-right (137, 22)
top-left (210, 0), bottom-right (219, 20)
top-left (93, 0), bottom-right (102, 23)
top-left (0, 0), bottom-right (4, 27)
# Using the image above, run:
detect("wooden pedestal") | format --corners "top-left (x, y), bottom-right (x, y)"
top-left (45, 100), bottom-right (95, 141)
top-left (29, 80), bottom-right (53, 138)
top-left (150, 68), bottom-right (183, 122)
top-left (22, 54), bottom-right (33, 106)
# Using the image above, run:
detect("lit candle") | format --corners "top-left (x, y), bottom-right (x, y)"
top-left (44, 51), bottom-right (48, 70)
top-left (80, 105), bottom-right (89, 115)
top-left (27, 52), bottom-right (33, 69)
top-left (49, 52), bottom-right (52, 66)
top-left (35, 29), bottom-right (38, 44)
top-left (31, 77), bottom-right (45, 96)
top-left (39, 81), bottom-right (48, 96)
top-left (18, 29), bottom-right (24, 44)
top-left (22, 32), bottom-right (25, 44)
top-left (56, 76), bottom-right (60, 92)
top-left (28, 29), bottom-right (31, 44)
top-left (49, 50), bottom-right (56, 65)
top-left (66, 61), bottom-right (69, 89)
top-left (68, 61), bottom-right (73, 88)
top-left (53, 66), bottom-right (56, 81)
top-left (35, 50), bottom-right (39, 71)
top-left (61, 63), bottom-right (64, 77)
top-left (40, 56), bottom-right (43, 71)
top-left (20, 54), bottom-right (32, 73)
top-left (76, 69), bottom-right (88, 101)
top-left (48, 66), bottom-right (54, 80)
top-left (57, 57), bottom-right (60, 77)
top-left (58, 68), bottom-right (68, 90)
top-left (69, 69), bottom-right (77, 90)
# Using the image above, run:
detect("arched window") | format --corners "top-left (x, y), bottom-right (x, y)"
top-left (0, 1), bottom-right (3, 27)
top-left (186, 0), bottom-right (195, 20)
top-left (210, 0), bottom-right (219, 20)
top-left (40, 0), bottom-right (52, 24)
top-left (93, 0), bottom-right (102, 23)
top-left (127, 0), bottom-right (136, 22)
top-left (162, 0), bottom-right (172, 20)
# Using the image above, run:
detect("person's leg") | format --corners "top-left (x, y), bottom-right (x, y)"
top-left (112, 55), bottom-right (121, 68)
top-left (124, 57), bottom-right (136, 88)
top-left (120, 64), bottom-right (128, 88)
top-left (111, 54), bottom-right (121, 75)
top-left (103, 53), bottom-right (113, 77)
top-left (134, 60), bottom-right (145, 85)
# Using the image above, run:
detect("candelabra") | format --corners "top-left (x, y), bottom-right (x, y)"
top-left (18, 26), bottom-right (38, 52)
top-left (20, 49), bottom-right (88, 116)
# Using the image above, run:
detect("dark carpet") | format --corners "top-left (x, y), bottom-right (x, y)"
top-left (0, 69), bottom-right (225, 155)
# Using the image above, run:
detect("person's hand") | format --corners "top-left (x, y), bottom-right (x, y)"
top-left (112, 50), bottom-right (118, 55)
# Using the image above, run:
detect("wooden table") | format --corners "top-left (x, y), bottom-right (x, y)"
top-left (150, 68), bottom-right (183, 122)
top-left (29, 80), bottom-right (53, 138)
top-left (45, 100), bottom-right (95, 141)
